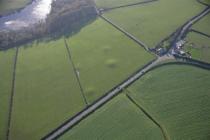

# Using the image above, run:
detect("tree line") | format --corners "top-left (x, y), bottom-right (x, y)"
top-left (0, 0), bottom-right (97, 50)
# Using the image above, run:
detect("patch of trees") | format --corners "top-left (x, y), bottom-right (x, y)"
top-left (0, 0), bottom-right (97, 50)
top-left (0, 22), bottom-right (46, 50)
top-left (46, 0), bottom-right (97, 35)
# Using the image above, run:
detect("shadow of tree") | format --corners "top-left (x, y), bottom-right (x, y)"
top-left (1, 15), bottom-right (97, 51)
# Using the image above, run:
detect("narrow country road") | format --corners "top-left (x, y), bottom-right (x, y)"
top-left (171, 6), bottom-right (210, 49)
top-left (42, 55), bottom-right (174, 140)
top-left (42, 2), bottom-right (210, 140)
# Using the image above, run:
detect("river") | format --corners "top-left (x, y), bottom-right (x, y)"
top-left (0, 0), bottom-right (54, 31)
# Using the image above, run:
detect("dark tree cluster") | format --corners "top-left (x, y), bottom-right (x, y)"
top-left (0, 0), bottom-right (97, 50)
top-left (46, 0), bottom-right (97, 36)
top-left (0, 22), bottom-right (46, 50)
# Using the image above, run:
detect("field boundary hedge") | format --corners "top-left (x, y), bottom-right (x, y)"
top-left (41, 58), bottom-right (157, 140)
top-left (6, 47), bottom-right (19, 140)
top-left (99, 15), bottom-right (152, 53)
top-left (125, 91), bottom-right (170, 140)
top-left (99, 0), bottom-right (158, 12)
top-left (197, 0), bottom-right (210, 6)
top-left (143, 57), bottom-right (210, 76)
top-left (190, 29), bottom-right (210, 38)
top-left (64, 39), bottom-right (88, 106)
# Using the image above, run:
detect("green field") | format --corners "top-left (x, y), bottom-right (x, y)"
top-left (59, 94), bottom-right (164, 140)
top-left (184, 32), bottom-right (210, 63)
top-left (104, 0), bottom-right (205, 48)
top-left (95, 0), bottom-right (145, 8)
top-left (1, 0), bottom-right (210, 139)
top-left (127, 65), bottom-right (210, 140)
top-left (183, 13), bottom-right (210, 63)
top-left (0, 49), bottom-right (15, 140)
top-left (0, 0), bottom-right (30, 15)
top-left (193, 13), bottom-right (210, 35)
top-left (201, 0), bottom-right (210, 5)
top-left (9, 39), bottom-right (86, 140)
top-left (66, 18), bottom-right (154, 103)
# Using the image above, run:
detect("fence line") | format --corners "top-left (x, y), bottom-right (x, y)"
top-left (6, 47), bottom-right (19, 140)
top-left (99, 15), bottom-right (154, 54)
top-left (125, 91), bottom-right (170, 140)
top-left (100, 0), bottom-right (158, 12)
top-left (64, 39), bottom-right (88, 106)
top-left (190, 29), bottom-right (210, 38)
top-left (42, 58), bottom-right (158, 140)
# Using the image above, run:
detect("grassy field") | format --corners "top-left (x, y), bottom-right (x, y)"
top-left (183, 13), bottom-right (210, 63)
top-left (95, 0), bottom-right (145, 8)
top-left (127, 65), bottom-right (210, 140)
top-left (193, 13), bottom-right (210, 35)
top-left (66, 18), bottom-right (154, 103)
top-left (184, 32), bottom-right (210, 63)
top-left (202, 0), bottom-right (210, 4)
top-left (104, 0), bottom-right (205, 48)
top-left (9, 39), bottom-right (86, 140)
top-left (0, 49), bottom-right (15, 140)
top-left (59, 94), bottom-right (164, 140)
top-left (0, 0), bottom-right (30, 15)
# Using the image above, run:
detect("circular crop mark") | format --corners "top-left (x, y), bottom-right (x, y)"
top-left (85, 87), bottom-right (96, 96)
top-left (102, 45), bottom-right (111, 53)
top-left (105, 59), bottom-right (118, 68)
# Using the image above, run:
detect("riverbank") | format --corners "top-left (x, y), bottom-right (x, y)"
top-left (0, 0), bottom-right (97, 50)
top-left (0, 0), bottom-right (33, 17)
